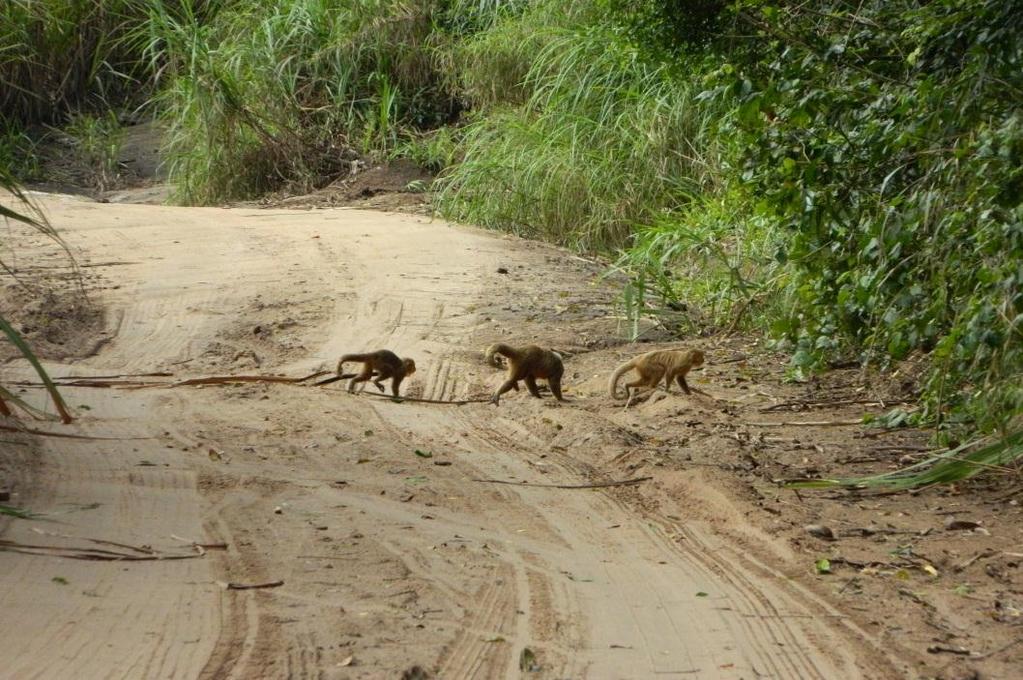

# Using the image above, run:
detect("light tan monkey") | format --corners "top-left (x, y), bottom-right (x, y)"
top-left (484, 343), bottom-right (565, 405)
top-left (608, 348), bottom-right (705, 403)
top-left (337, 350), bottom-right (416, 397)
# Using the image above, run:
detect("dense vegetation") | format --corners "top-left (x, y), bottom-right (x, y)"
top-left (2, 0), bottom-right (1021, 478)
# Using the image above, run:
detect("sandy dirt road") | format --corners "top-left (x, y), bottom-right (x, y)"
top-left (0, 194), bottom-right (900, 678)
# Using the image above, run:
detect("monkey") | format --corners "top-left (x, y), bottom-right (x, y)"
top-left (336, 350), bottom-right (416, 397)
top-left (484, 343), bottom-right (565, 405)
top-left (608, 348), bottom-right (705, 404)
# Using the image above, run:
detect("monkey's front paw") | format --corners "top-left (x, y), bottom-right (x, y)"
top-left (375, 383), bottom-right (385, 393)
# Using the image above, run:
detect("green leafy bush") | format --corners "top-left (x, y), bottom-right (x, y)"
top-left (708, 0), bottom-right (1023, 435)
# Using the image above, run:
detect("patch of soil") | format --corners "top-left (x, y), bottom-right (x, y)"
top-left (0, 220), bottom-right (106, 363)
top-left (28, 120), bottom-right (169, 203)
top-left (190, 293), bottom-right (333, 371)
top-left (0, 282), bottom-right (105, 363)
top-left (28, 115), bottom-right (432, 213)
top-left (254, 159), bottom-right (434, 213)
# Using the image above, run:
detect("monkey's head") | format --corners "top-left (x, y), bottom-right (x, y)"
top-left (483, 346), bottom-right (505, 368)
top-left (403, 358), bottom-right (417, 376)
top-left (691, 349), bottom-right (706, 368)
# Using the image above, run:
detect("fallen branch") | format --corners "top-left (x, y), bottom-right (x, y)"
top-left (759, 397), bottom-right (912, 413)
top-left (357, 391), bottom-right (491, 406)
top-left (709, 354), bottom-right (749, 365)
top-left (16, 378), bottom-right (167, 388)
top-left (317, 376), bottom-right (490, 404)
top-left (0, 424), bottom-right (149, 441)
top-left (747, 419), bottom-right (864, 427)
top-left (226, 580), bottom-right (284, 590)
top-left (896, 587), bottom-right (935, 609)
top-left (952, 548), bottom-right (996, 573)
top-left (170, 534), bottom-right (228, 552)
top-left (56, 371), bottom-right (173, 380)
top-left (856, 426), bottom-right (931, 439)
top-left (12, 371), bottom-right (329, 390)
top-left (167, 371), bottom-right (328, 388)
top-left (0, 539), bottom-right (202, 561)
top-left (31, 528), bottom-right (157, 555)
top-left (472, 476), bottom-right (652, 490)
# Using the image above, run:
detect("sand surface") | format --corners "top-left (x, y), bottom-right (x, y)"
top-left (1, 194), bottom-right (910, 678)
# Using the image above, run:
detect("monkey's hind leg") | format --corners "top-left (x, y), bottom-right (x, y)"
top-left (348, 366), bottom-right (375, 393)
top-left (624, 368), bottom-right (663, 409)
top-left (549, 376), bottom-right (565, 402)
top-left (524, 376), bottom-right (543, 399)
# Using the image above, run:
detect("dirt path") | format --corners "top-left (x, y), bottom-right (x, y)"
top-left (1, 194), bottom-right (902, 678)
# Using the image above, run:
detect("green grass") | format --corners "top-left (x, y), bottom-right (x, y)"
top-left (63, 110), bottom-right (124, 191)
top-left (0, 0), bottom-right (152, 125)
top-left (436, 19), bottom-right (725, 251)
top-left (611, 191), bottom-right (789, 337)
top-left (789, 429), bottom-right (1023, 491)
top-left (0, 119), bottom-right (41, 181)
top-left (146, 0), bottom-right (459, 204)
top-left (0, 505), bottom-right (36, 519)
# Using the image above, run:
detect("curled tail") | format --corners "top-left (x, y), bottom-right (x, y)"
top-left (608, 357), bottom-right (639, 398)
top-left (336, 352), bottom-right (372, 374)
top-left (484, 343), bottom-right (517, 369)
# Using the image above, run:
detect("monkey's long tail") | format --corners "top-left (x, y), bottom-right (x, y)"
top-left (608, 358), bottom-right (638, 399)
top-left (336, 353), bottom-right (372, 374)
top-left (483, 343), bottom-right (517, 369)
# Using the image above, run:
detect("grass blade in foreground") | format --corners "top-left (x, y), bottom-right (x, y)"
top-left (789, 430), bottom-right (1023, 490)
top-left (0, 384), bottom-right (53, 420)
top-left (0, 315), bottom-right (73, 424)
top-left (0, 505), bottom-right (35, 519)
top-left (2, 175), bottom-right (75, 424)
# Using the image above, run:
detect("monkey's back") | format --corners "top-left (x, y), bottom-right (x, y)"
top-left (643, 349), bottom-right (702, 372)
top-left (518, 345), bottom-right (564, 379)
top-left (370, 349), bottom-right (403, 370)
top-left (339, 349), bottom-right (403, 371)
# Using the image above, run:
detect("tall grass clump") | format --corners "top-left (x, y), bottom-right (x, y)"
top-left (436, 7), bottom-right (727, 251)
top-left (146, 0), bottom-right (460, 204)
top-left (0, 0), bottom-right (153, 125)
top-left (440, 1), bottom-right (572, 109)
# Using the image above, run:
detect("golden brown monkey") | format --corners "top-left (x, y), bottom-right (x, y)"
top-left (337, 350), bottom-right (416, 397)
top-left (485, 343), bottom-right (565, 405)
top-left (608, 348), bottom-right (705, 402)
